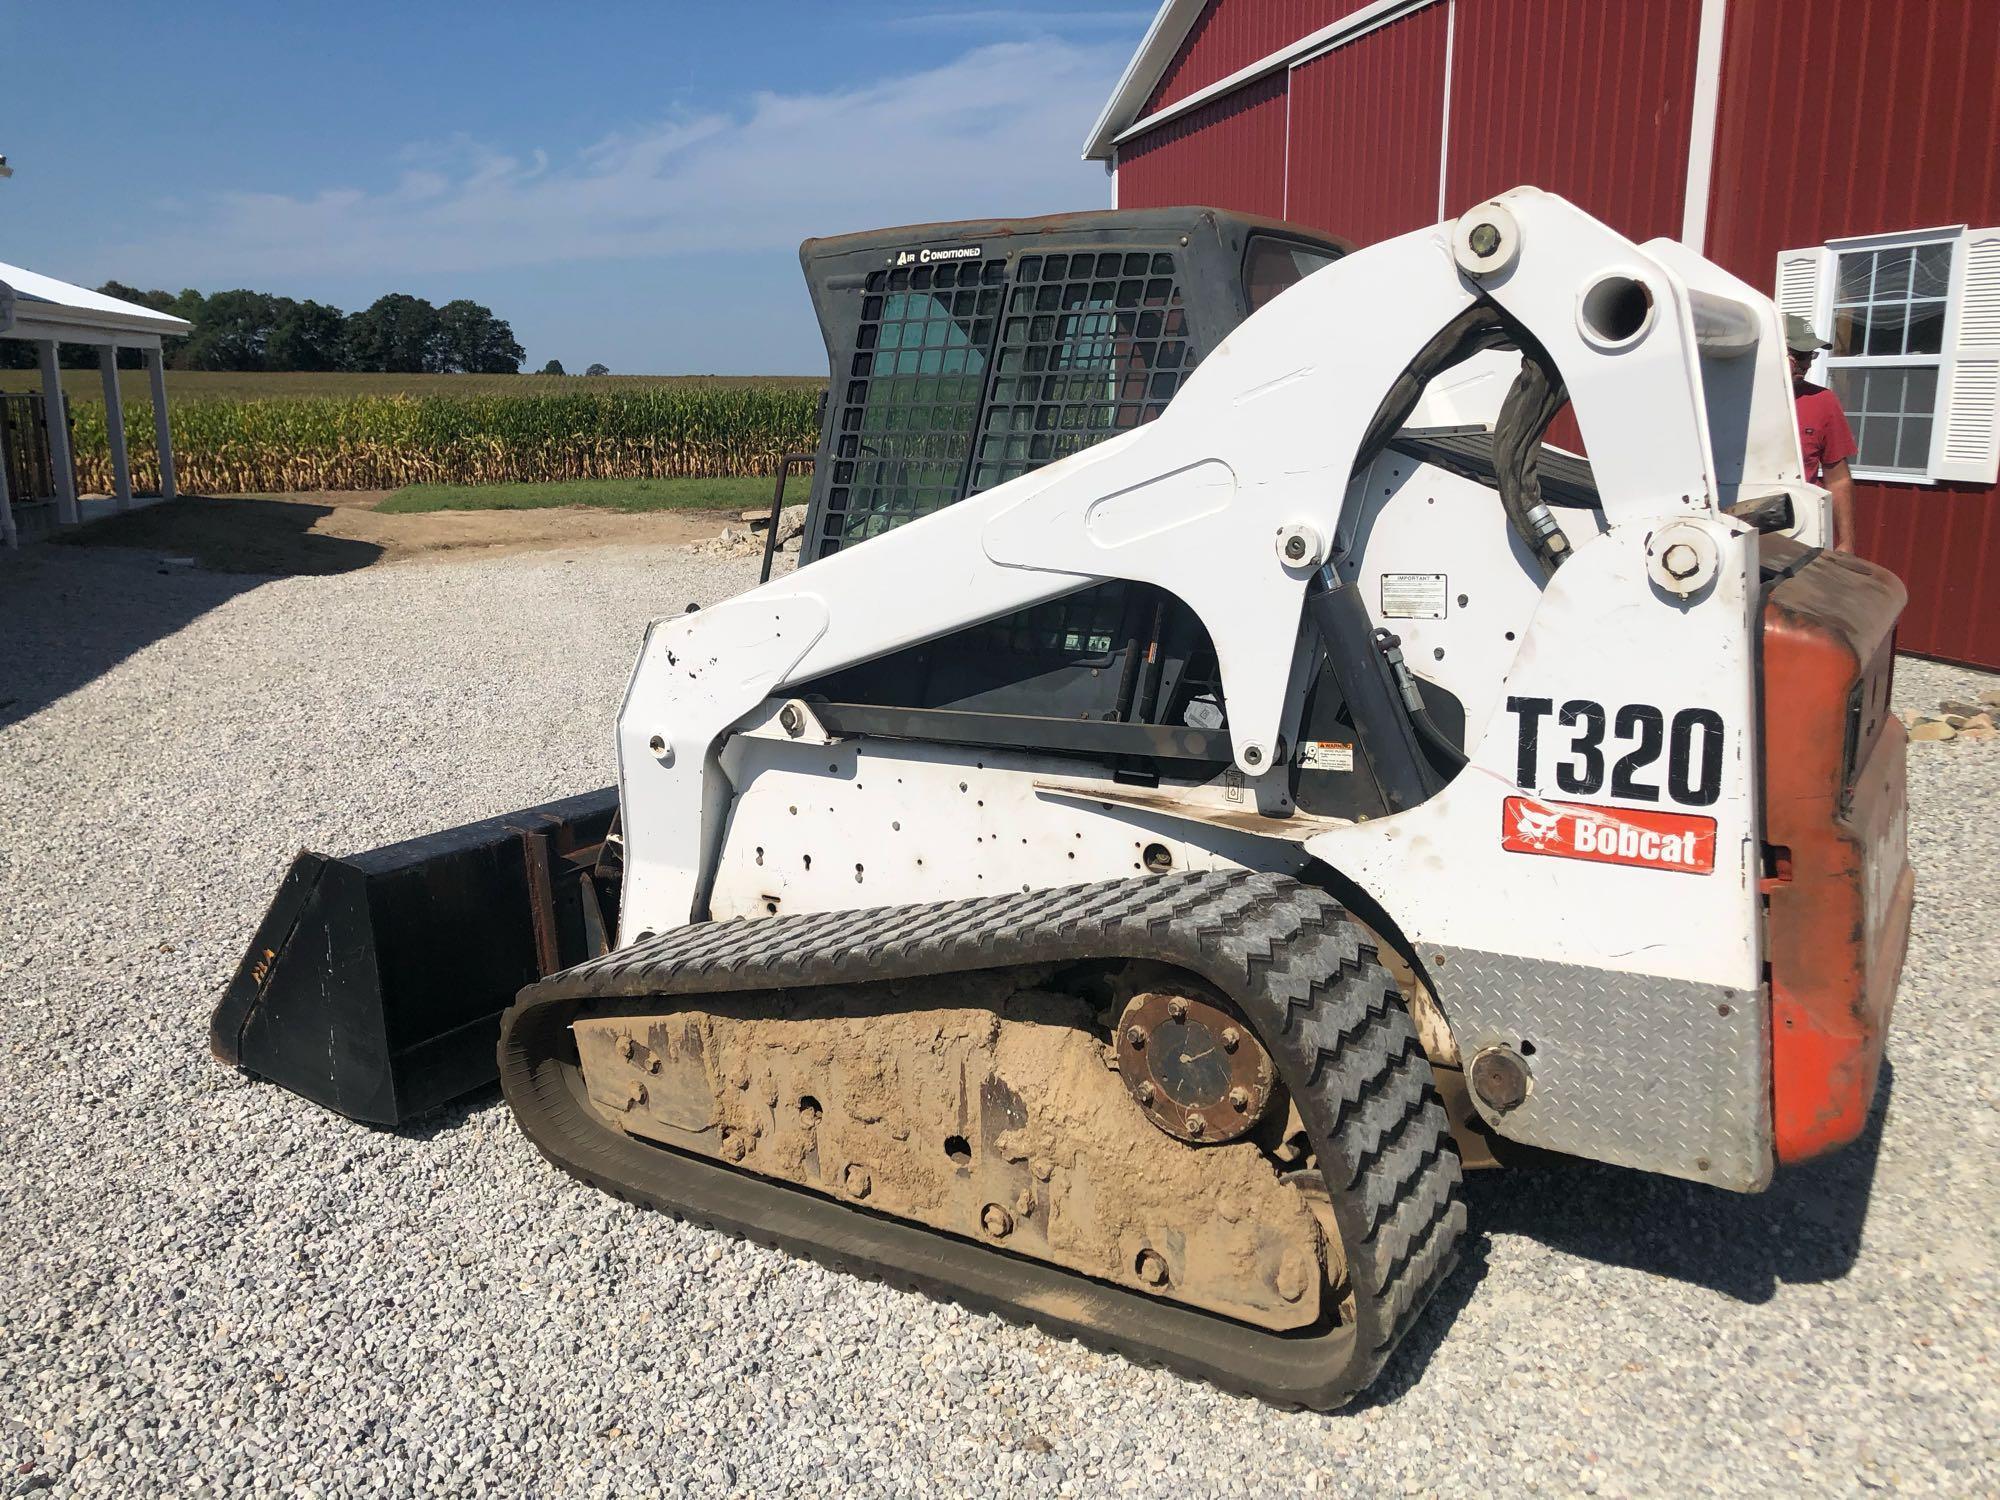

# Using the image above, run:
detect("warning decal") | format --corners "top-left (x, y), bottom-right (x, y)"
top-left (1500, 795), bottom-right (1716, 875)
top-left (1299, 741), bottom-right (1355, 772)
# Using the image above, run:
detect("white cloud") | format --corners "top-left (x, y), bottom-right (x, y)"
top-left (108, 41), bottom-right (1127, 284)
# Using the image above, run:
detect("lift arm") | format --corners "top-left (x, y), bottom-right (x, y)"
top-left (614, 187), bottom-right (1811, 936)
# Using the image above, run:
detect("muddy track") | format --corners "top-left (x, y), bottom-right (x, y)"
top-left (498, 871), bottom-right (1466, 1409)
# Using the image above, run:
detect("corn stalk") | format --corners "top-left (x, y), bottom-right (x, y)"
top-left (64, 386), bottom-right (823, 494)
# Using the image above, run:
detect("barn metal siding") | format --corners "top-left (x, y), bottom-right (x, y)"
top-left (1443, 0), bottom-right (1700, 241)
top-left (1707, 0), bottom-right (2000, 668)
top-left (1120, 73), bottom-right (1290, 222)
top-left (1285, 5), bottom-right (1450, 246)
top-left (1110, 0), bottom-right (2000, 667)
top-left (1144, 0), bottom-right (1351, 113)
top-left (1852, 487), bottom-right (2000, 667)
top-left (1440, 0), bottom-right (1702, 455)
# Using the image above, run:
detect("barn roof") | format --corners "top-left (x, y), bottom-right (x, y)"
top-left (1083, 0), bottom-right (1432, 162)
top-left (1081, 0), bottom-right (1208, 162)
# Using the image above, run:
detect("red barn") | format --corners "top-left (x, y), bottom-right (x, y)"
top-left (1086, 0), bottom-right (2000, 669)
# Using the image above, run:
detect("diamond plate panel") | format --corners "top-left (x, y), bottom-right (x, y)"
top-left (1433, 948), bottom-right (1771, 1191)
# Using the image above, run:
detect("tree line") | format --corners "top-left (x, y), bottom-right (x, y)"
top-left (0, 285), bottom-right (527, 374)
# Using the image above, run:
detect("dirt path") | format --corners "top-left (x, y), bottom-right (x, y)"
top-left (51, 491), bottom-right (737, 575)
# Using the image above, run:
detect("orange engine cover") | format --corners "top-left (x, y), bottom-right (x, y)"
top-left (1760, 542), bottom-right (1914, 1164)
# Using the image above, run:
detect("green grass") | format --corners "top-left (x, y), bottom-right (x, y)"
top-left (377, 475), bottom-right (777, 514)
top-left (0, 369), bottom-right (823, 405)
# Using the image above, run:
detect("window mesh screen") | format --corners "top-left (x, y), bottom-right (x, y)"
top-left (974, 250), bottom-right (1193, 491)
top-left (820, 258), bottom-right (1006, 556)
top-left (813, 244), bottom-right (1201, 671)
top-left (968, 250), bottom-right (1197, 657)
top-left (818, 248), bottom-right (1198, 566)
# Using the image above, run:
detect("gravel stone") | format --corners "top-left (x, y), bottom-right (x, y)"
top-left (1, 541), bottom-right (1995, 1497)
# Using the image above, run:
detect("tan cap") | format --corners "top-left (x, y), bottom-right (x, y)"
top-left (1785, 313), bottom-right (1830, 354)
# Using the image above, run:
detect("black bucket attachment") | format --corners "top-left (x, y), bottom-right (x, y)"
top-left (211, 787), bottom-right (621, 1126)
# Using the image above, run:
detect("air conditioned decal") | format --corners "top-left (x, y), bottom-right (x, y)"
top-left (892, 244), bottom-right (983, 267)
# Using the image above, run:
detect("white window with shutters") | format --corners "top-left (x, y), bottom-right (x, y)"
top-left (1775, 225), bottom-right (2000, 486)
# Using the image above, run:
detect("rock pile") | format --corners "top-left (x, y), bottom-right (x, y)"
top-left (684, 504), bottom-right (809, 561)
top-left (1903, 688), bottom-right (2000, 743)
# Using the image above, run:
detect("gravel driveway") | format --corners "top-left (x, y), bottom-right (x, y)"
top-left (2, 541), bottom-right (1994, 1498)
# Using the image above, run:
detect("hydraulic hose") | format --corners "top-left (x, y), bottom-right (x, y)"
top-left (1489, 329), bottom-right (1573, 577)
top-left (1317, 300), bottom-right (1574, 806)
top-left (1347, 301), bottom-right (1574, 576)
top-left (1349, 305), bottom-right (1511, 480)
top-left (1374, 628), bottom-right (1471, 774)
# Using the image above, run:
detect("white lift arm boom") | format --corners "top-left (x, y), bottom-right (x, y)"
top-left (615, 187), bottom-right (1816, 941)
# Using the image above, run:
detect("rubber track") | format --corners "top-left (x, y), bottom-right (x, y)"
top-left (498, 871), bottom-right (1465, 1409)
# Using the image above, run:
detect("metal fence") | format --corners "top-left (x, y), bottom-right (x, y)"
top-left (1, 392), bottom-right (61, 502)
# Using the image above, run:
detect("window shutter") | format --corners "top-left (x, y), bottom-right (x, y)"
top-left (1934, 227), bottom-right (2000, 484)
top-left (1774, 246), bottom-right (1833, 380)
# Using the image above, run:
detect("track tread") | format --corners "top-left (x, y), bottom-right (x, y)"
top-left (500, 871), bottom-right (1463, 1409)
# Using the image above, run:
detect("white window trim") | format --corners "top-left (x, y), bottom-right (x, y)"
top-left (1789, 225), bottom-right (1979, 486)
top-left (1824, 224), bottom-right (1963, 254)
top-left (1821, 226), bottom-right (1959, 482)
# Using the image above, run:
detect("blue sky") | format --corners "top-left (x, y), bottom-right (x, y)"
top-left (1, 2), bottom-right (1152, 372)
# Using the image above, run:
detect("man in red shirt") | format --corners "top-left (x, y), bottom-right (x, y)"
top-left (1787, 314), bottom-right (1858, 550)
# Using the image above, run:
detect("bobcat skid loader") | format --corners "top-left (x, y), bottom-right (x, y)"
top-left (214, 190), bottom-right (1912, 1408)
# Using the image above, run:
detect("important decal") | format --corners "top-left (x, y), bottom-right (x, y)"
top-left (1501, 795), bottom-right (1717, 875)
top-left (1380, 573), bottom-right (1448, 619)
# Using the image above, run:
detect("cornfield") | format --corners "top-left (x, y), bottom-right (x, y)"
top-left (64, 386), bottom-right (822, 494)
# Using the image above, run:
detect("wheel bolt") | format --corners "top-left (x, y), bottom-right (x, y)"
top-left (1221, 1027), bottom-right (1240, 1052)
top-left (1229, 1087), bottom-right (1250, 1112)
top-left (1167, 997), bottom-right (1189, 1023)
top-left (1125, 1025), bottom-right (1146, 1048)
top-left (1184, 1113), bottom-right (1205, 1137)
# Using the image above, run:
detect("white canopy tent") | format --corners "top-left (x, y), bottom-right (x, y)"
top-left (0, 262), bottom-right (191, 546)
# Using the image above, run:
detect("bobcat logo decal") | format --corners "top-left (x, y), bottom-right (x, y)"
top-left (1500, 795), bottom-right (1717, 875)
top-left (1511, 802), bottom-right (1564, 850)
